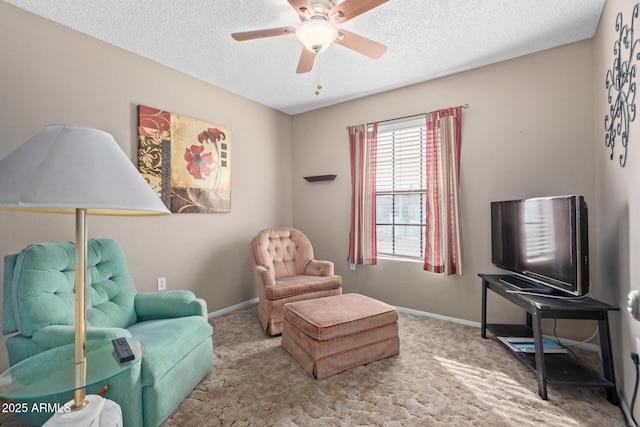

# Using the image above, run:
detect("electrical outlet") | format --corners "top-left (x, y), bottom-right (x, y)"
top-left (636, 337), bottom-right (640, 356)
top-left (350, 263), bottom-right (356, 271)
top-left (157, 277), bottom-right (166, 292)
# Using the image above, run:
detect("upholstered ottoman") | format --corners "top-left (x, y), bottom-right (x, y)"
top-left (282, 293), bottom-right (399, 379)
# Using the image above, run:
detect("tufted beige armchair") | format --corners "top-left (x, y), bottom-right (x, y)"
top-left (250, 227), bottom-right (342, 335)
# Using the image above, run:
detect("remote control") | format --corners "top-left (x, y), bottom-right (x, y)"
top-left (112, 337), bottom-right (135, 363)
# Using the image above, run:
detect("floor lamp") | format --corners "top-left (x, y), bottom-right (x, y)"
top-left (0, 124), bottom-right (170, 416)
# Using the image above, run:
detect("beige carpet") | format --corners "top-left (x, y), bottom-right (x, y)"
top-left (0, 304), bottom-right (628, 426)
top-left (162, 304), bottom-right (627, 427)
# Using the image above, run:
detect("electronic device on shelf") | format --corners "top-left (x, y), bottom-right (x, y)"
top-left (498, 275), bottom-right (556, 294)
top-left (491, 195), bottom-right (589, 296)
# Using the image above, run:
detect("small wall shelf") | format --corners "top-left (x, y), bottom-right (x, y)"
top-left (303, 174), bottom-right (337, 182)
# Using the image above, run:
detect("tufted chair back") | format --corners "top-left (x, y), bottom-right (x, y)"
top-left (250, 227), bottom-right (342, 335)
top-left (250, 227), bottom-right (315, 279)
top-left (3, 238), bottom-right (137, 338)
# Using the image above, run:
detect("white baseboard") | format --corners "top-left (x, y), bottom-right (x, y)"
top-left (208, 298), bottom-right (258, 318)
top-left (395, 305), bottom-right (482, 328)
top-left (394, 305), bottom-right (600, 353)
top-left (208, 300), bottom-right (600, 352)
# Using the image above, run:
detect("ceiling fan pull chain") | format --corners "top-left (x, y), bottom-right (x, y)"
top-left (315, 55), bottom-right (323, 96)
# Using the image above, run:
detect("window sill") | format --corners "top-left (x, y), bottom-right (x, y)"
top-left (377, 255), bottom-right (423, 264)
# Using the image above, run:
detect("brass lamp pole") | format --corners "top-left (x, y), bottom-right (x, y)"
top-left (73, 208), bottom-right (88, 409)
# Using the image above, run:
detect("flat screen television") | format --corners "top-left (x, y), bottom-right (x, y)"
top-left (490, 195), bottom-right (589, 296)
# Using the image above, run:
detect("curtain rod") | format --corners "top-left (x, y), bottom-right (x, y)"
top-left (369, 104), bottom-right (469, 126)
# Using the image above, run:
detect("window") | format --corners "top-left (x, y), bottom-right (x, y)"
top-left (374, 117), bottom-right (427, 260)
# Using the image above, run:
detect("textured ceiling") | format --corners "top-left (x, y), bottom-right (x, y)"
top-left (5, 0), bottom-right (606, 115)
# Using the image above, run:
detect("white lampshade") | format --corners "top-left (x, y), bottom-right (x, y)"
top-left (296, 19), bottom-right (338, 53)
top-left (0, 124), bottom-right (170, 216)
top-left (0, 123), bottom-right (169, 411)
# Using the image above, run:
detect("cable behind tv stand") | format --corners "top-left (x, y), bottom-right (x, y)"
top-left (479, 273), bottom-right (619, 404)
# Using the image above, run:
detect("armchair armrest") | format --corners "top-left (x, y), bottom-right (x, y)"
top-left (32, 325), bottom-right (131, 350)
top-left (254, 265), bottom-right (276, 287)
top-left (135, 290), bottom-right (207, 321)
top-left (304, 259), bottom-right (334, 276)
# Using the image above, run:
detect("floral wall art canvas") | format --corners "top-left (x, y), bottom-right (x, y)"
top-left (138, 105), bottom-right (231, 213)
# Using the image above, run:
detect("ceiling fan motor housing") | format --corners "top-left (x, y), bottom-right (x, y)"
top-left (298, 0), bottom-right (338, 20)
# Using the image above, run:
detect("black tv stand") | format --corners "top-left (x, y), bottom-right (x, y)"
top-left (479, 274), bottom-right (619, 404)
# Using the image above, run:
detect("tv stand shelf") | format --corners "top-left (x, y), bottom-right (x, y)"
top-left (486, 324), bottom-right (615, 388)
top-left (479, 274), bottom-right (619, 404)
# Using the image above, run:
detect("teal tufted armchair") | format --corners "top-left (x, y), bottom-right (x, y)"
top-left (2, 238), bottom-right (213, 426)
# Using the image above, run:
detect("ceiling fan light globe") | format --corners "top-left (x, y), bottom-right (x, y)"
top-left (296, 19), bottom-right (337, 53)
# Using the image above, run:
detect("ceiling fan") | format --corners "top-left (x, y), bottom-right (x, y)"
top-left (231, 0), bottom-right (389, 74)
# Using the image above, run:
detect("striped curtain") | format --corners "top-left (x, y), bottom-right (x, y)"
top-left (348, 123), bottom-right (378, 265)
top-left (424, 107), bottom-right (464, 275)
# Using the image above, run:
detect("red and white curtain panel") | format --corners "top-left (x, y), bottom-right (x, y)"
top-left (347, 123), bottom-right (378, 265)
top-left (424, 107), bottom-right (464, 275)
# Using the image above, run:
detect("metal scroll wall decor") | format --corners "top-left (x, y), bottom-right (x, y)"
top-left (605, 3), bottom-right (640, 168)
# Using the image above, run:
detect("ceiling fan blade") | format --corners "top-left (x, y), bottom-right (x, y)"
top-left (335, 29), bottom-right (387, 59)
top-left (231, 26), bottom-right (296, 41)
top-left (287, 0), bottom-right (313, 18)
top-left (296, 48), bottom-right (316, 74)
top-left (330, 0), bottom-right (389, 24)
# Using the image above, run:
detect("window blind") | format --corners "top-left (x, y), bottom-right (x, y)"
top-left (373, 116), bottom-right (427, 259)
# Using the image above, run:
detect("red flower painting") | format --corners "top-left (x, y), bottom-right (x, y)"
top-left (138, 104), bottom-right (231, 213)
top-left (184, 145), bottom-right (214, 180)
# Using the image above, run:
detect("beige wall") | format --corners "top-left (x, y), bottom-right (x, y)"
top-left (0, 3), bottom-right (293, 370)
top-left (292, 41), bottom-right (596, 330)
top-left (593, 0), bottom-right (640, 418)
top-left (2, 0), bottom-right (636, 417)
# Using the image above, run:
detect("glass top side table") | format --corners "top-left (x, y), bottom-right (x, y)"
top-left (0, 338), bottom-right (143, 399)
